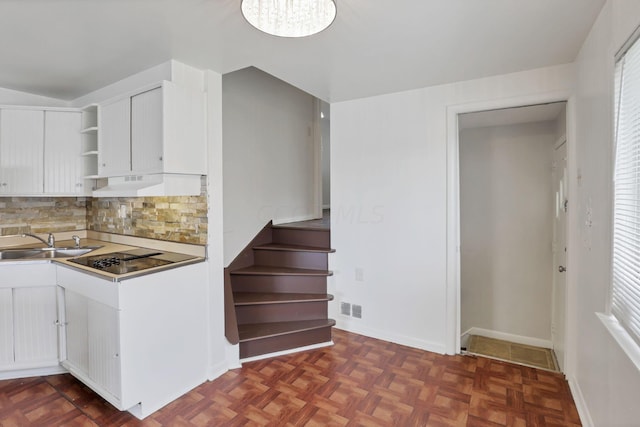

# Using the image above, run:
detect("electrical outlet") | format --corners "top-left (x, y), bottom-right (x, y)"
top-left (119, 204), bottom-right (127, 218)
top-left (352, 304), bottom-right (362, 319)
top-left (340, 302), bottom-right (351, 316)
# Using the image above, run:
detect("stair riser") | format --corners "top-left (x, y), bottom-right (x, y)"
top-left (240, 327), bottom-right (333, 359)
top-left (231, 275), bottom-right (329, 294)
top-left (272, 228), bottom-right (330, 247)
top-left (236, 301), bottom-right (328, 325)
top-left (253, 250), bottom-right (328, 270)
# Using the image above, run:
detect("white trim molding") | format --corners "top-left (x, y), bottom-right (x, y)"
top-left (597, 312), bottom-right (640, 372)
top-left (239, 341), bottom-right (334, 364)
top-left (462, 327), bottom-right (552, 349)
top-left (568, 376), bottom-right (595, 427)
top-left (445, 90), bottom-right (576, 373)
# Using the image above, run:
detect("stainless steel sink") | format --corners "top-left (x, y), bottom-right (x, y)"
top-left (0, 249), bottom-right (43, 260)
top-left (0, 246), bottom-right (102, 260)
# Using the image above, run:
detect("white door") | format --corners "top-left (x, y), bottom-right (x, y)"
top-left (13, 287), bottom-right (59, 365)
top-left (0, 288), bottom-right (14, 366)
top-left (44, 111), bottom-right (83, 194)
top-left (64, 290), bottom-right (89, 374)
top-left (88, 299), bottom-right (121, 400)
top-left (99, 97), bottom-right (131, 176)
top-left (551, 139), bottom-right (567, 371)
top-left (131, 87), bottom-right (163, 174)
top-left (0, 109), bottom-right (44, 194)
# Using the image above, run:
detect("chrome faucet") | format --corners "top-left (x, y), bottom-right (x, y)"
top-left (21, 232), bottom-right (55, 248)
top-left (72, 235), bottom-right (81, 248)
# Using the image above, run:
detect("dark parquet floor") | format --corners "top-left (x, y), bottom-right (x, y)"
top-left (0, 329), bottom-right (581, 426)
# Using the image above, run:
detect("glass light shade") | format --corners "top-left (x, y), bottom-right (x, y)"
top-left (241, 0), bottom-right (337, 38)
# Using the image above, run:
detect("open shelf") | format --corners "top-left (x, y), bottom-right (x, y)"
top-left (80, 105), bottom-right (99, 181)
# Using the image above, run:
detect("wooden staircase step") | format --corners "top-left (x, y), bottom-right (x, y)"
top-left (234, 292), bottom-right (334, 306)
top-left (238, 319), bottom-right (336, 342)
top-left (253, 243), bottom-right (335, 253)
top-left (271, 224), bottom-right (329, 231)
top-left (272, 227), bottom-right (330, 248)
top-left (231, 274), bottom-right (330, 294)
top-left (231, 265), bottom-right (333, 276)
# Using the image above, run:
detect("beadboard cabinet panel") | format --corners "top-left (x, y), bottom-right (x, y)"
top-left (44, 111), bottom-right (84, 194)
top-left (0, 263), bottom-right (59, 372)
top-left (131, 87), bottom-right (163, 174)
top-left (64, 289), bottom-right (89, 375)
top-left (99, 97), bottom-right (131, 177)
top-left (0, 109), bottom-right (45, 194)
top-left (13, 286), bottom-right (59, 364)
top-left (88, 299), bottom-right (121, 401)
top-left (0, 289), bottom-right (13, 366)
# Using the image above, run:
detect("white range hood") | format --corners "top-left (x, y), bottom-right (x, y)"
top-left (92, 174), bottom-right (202, 197)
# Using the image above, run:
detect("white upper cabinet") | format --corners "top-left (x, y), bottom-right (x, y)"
top-left (98, 81), bottom-right (206, 177)
top-left (0, 109), bottom-right (44, 194)
top-left (99, 97), bottom-right (131, 177)
top-left (0, 108), bottom-right (85, 196)
top-left (131, 87), bottom-right (163, 174)
top-left (44, 111), bottom-right (84, 195)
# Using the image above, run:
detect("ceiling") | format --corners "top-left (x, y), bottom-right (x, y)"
top-left (0, 0), bottom-right (605, 103)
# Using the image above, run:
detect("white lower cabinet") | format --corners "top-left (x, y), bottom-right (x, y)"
top-left (0, 288), bottom-right (14, 366)
top-left (0, 263), bottom-right (60, 373)
top-left (57, 262), bottom-right (208, 419)
top-left (13, 286), bottom-right (58, 364)
top-left (63, 289), bottom-right (121, 402)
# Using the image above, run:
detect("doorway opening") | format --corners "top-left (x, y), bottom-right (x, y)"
top-left (456, 102), bottom-right (567, 372)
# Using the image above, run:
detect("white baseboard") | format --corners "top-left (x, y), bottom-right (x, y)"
top-left (334, 321), bottom-right (447, 354)
top-left (464, 327), bottom-right (552, 349)
top-left (567, 375), bottom-right (594, 427)
top-left (0, 365), bottom-right (66, 381)
top-left (207, 360), bottom-right (228, 381)
top-left (240, 341), bottom-right (334, 364)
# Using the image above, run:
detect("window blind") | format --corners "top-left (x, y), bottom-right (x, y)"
top-left (612, 35), bottom-right (640, 347)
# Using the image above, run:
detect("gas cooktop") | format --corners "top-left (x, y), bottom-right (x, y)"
top-left (69, 248), bottom-right (197, 275)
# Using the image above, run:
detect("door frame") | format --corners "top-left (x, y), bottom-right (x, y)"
top-left (445, 91), bottom-right (577, 376)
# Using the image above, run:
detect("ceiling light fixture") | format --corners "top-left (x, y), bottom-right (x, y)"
top-left (241, 0), bottom-right (337, 38)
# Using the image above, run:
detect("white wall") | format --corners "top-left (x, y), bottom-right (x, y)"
top-left (331, 63), bottom-right (573, 353)
top-left (570, 1), bottom-right (640, 425)
top-left (321, 101), bottom-right (331, 208)
top-left (460, 122), bottom-right (555, 342)
top-left (204, 69), bottom-right (229, 378)
top-left (222, 67), bottom-right (317, 265)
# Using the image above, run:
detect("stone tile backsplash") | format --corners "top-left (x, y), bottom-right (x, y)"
top-left (0, 197), bottom-right (88, 236)
top-left (86, 194), bottom-right (207, 245)
top-left (0, 184), bottom-right (208, 245)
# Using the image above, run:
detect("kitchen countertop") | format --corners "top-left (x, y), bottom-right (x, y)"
top-left (0, 234), bottom-right (206, 281)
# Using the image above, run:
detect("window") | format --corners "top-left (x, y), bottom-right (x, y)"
top-left (612, 31), bottom-right (640, 347)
